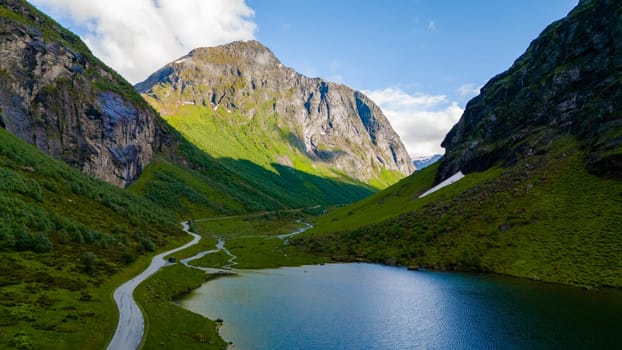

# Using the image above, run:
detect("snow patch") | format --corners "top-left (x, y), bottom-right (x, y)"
top-left (419, 171), bottom-right (465, 198)
top-left (413, 154), bottom-right (442, 170)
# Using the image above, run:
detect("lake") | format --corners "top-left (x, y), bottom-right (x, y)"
top-left (180, 263), bottom-right (622, 349)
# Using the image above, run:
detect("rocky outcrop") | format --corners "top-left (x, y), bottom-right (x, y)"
top-left (136, 40), bottom-right (413, 183)
top-left (439, 0), bottom-right (622, 181)
top-left (0, 0), bottom-right (164, 187)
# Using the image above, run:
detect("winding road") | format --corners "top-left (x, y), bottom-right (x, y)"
top-left (106, 222), bottom-right (200, 350)
top-left (107, 218), bottom-right (314, 350)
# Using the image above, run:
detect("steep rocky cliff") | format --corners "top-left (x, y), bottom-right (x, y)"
top-left (0, 0), bottom-right (165, 187)
top-left (136, 40), bottom-right (413, 187)
top-left (439, 0), bottom-right (622, 182)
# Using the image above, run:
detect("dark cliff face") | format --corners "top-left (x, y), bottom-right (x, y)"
top-left (439, 0), bottom-right (622, 182)
top-left (0, 0), bottom-right (166, 187)
top-left (136, 40), bottom-right (414, 183)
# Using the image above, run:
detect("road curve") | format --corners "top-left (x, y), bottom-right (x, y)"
top-left (107, 221), bottom-right (200, 350)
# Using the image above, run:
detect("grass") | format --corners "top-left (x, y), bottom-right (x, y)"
top-left (0, 128), bottom-right (192, 349)
top-left (296, 136), bottom-right (622, 288)
top-left (148, 99), bottom-right (400, 191)
top-left (128, 132), bottom-right (376, 216)
top-left (157, 211), bottom-right (332, 270)
top-left (128, 159), bottom-right (249, 219)
top-left (0, 232), bottom-right (191, 350)
top-left (308, 162), bottom-right (440, 234)
top-left (134, 264), bottom-right (226, 350)
top-left (190, 212), bottom-right (330, 269)
top-left (195, 212), bottom-right (304, 238)
top-left (226, 237), bottom-right (326, 268)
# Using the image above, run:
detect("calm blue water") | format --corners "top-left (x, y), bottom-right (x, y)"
top-left (181, 263), bottom-right (622, 350)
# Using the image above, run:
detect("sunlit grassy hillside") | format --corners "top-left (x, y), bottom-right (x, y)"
top-left (145, 95), bottom-right (404, 191)
top-left (298, 137), bottom-right (622, 287)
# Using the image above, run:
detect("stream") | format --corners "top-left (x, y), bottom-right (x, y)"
top-left (181, 219), bottom-right (312, 272)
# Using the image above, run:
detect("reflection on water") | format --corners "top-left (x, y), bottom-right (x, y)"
top-left (181, 263), bottom-right (622, 350)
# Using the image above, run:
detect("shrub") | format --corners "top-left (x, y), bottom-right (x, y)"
top-left (32, 233), bottom-right (52, 253)
top-left (13, 226), bottom-right (33, 251)
top-left (0, 225), bottom-right (16, 250)
top-left (81, 252), bottom-right (98, 275)
top-left (122, 248), bottom-right (135, 265)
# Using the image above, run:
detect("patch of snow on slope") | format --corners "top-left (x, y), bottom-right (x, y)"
top-left (418, 171), bottom-right (465, 198)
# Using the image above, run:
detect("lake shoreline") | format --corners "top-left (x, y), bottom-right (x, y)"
top-left (139, 215), bottom-right (620, 348)
top-left (170, 258), bottom-right (621, 349)
top-left (180, 262), bottom-right (622, 349)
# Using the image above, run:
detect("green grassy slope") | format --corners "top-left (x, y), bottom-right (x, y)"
top-left (123, 101), bottom-right (376, 217)
top-left (129, 134), bottom-right (376, 218)
top-left (150, 98), bottom-right (399, 191)
top-left (297, 137), bottom-right (622, 287)
top-left (0, 128), bottom-right (192, 349)
top-left (166, 102), bottom-right (396, 188)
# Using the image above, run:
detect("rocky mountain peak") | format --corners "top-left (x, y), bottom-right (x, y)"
top-left (191, 40), bottom-right (278, 66)
top-left (137, 40), bottom-right (414, 185)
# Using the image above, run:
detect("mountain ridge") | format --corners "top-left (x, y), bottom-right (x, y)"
top-left (0, 0), bottom-right (375, 213)
top-left (136, 40), bottom-right (414, 188)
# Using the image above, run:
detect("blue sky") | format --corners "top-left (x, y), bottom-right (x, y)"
top-left (248, 0), bottom-right (577, 102)
top-left (30, 0), bottom-right (578, 157)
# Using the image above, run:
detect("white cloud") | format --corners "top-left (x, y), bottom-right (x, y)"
top-left (428, 20), bottom-right (437, 32)
top-left (30, 0), bottom-right (256, 83)
top-left (364, 88), bottom-right (463, 158)
top-left (457, 83), bottom-right (481, 97)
